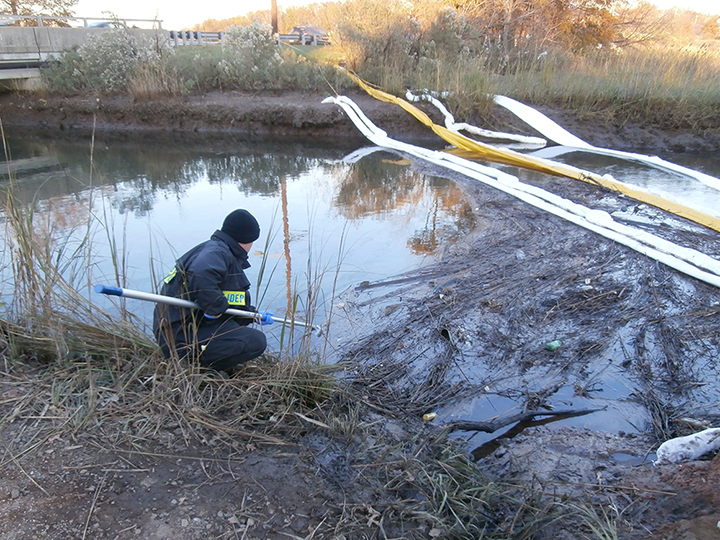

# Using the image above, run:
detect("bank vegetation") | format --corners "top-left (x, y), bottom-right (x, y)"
top-left (30, 0), bottom-right (720, 134)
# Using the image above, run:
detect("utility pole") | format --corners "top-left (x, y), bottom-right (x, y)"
top-left (271, 0), bottom-right (278, 34)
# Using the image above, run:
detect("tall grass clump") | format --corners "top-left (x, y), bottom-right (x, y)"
top-left (336, 4), bottom-right (470, 94)
top-left (494, 43), bottom-right (720, 131)
top-left (0, 183), bottom-right (155, 364)
top-left (334, 4), bottom-right (497, 118)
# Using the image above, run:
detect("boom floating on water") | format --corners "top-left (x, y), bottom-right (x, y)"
top-left (346, 72), bottom-right (720, 234)
top-left (322, 93), bottom-right (720, 289)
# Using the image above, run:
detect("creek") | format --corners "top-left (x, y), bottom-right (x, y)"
top-left (3, 133), bottom-right (720, 446)
top-left (0, 135), bottom-right (475, 351)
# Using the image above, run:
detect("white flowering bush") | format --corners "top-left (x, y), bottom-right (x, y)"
top-left (220, 22), bottom-right (283, 88)
top-left (222, 21), bottom-right (277, 60)
top-left (44, 30), bottom-right (166, 93)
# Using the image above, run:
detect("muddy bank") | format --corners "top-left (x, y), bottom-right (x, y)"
top-left (0, 90), bottom-right (434, 145)
top-left (327, 144), bottom-right (720, 538)
top-left (2, 89), bottom-right (720, 154)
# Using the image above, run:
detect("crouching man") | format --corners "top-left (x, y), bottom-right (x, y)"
top-left (152, 209), bottom-right (273, 372)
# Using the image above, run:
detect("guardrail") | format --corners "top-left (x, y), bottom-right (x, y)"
top-left (278, 32), bottom-right (330, 46)
top-left (0, 14), bottom-right (162, 29)
top-left (168, 31), bottom-right (330, 47)
top-left (169, 31), bottom-right (223, 46)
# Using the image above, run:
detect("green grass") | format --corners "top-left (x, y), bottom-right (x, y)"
top-left (279, 43), bottom-right (345, 64)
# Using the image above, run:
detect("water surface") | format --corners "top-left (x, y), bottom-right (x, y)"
top-left (0, 135), bottom-right (475, 348)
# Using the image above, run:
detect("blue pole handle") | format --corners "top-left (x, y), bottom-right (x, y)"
top-left (94, 284), bottom-right (123, 297)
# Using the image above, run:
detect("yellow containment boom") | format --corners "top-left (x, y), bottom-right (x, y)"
top-left (348, 73), bottom-right (720, 234)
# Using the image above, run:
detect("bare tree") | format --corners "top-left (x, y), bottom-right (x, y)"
top-left (2, 0), bottom-right (77, 16)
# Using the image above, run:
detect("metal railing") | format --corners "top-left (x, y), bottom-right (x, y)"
top-left (169, 31), bottom-right (223, 46)
top-left (0, 14), bottom-right (163, 29)
top-left (0, 17), bottom-right (331, 49)
top-left (169, 31), bottom-right (331, 47)
top-left (278, 32), bottom-right (330, 46)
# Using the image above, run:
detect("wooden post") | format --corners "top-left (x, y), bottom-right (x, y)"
top-left (271, 0), bottom-right (278, 34)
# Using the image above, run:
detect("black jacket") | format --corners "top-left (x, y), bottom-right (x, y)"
top-left (153, 230), bottom-right (254, 341)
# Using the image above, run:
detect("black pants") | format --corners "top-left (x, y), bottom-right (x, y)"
top-left (158, 317), bottom-right (267, 371)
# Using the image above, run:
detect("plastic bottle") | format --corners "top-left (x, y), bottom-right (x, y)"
top-left (545, 340), bottom-right (562, 351)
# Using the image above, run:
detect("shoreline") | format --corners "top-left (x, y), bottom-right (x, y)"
top-left (3, 89), bottom-right (720, 154)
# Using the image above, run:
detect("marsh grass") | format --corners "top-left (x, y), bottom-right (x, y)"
top-left (36, 16), bottom-right (720, 132)
top-left (129, 61), bottom-right (183, 101)
top-left (488, 43), bottom-right (720, 131)
top-left (1, 185), bottom-right (154, 364)
top-left (565, 501), bottom-right (620, 540)
top-left (349, 31), bottom-right (720, 133)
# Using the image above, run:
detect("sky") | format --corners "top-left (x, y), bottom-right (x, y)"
top-left (73, 0), bottom-right (322, 30)
top-left (73, 0), bottom-right (720, 31)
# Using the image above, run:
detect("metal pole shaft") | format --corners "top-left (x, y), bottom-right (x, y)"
top-left (94, 284), bottom-right (316, 329)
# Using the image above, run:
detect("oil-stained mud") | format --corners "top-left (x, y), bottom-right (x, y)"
top-left (327, 152), bottom-right (720, 538)
top-left (332, 153), bottom-right (720, 450)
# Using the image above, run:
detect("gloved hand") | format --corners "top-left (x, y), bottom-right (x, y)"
top-left (260, 311), bottom-right (274, 326)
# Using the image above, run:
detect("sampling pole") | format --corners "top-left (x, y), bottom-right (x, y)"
top-left (94, 284), bottom-right (321, 333)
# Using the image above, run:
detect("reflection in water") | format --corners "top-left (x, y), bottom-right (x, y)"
top-left (334, 156), bottom-right (476, 254)
top-left (0, 137), bottom-right (474, 341)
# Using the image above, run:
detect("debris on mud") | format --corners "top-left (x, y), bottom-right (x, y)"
top-left (330, 149), bottom-right (720, 538)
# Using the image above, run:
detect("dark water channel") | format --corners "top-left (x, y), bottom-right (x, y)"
top-left (3, 133), bottom-right (720, 454)
top-left (0, 134), bottom-right (475, 350)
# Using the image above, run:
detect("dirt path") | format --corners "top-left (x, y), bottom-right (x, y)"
top-left (1, 89), bottom-right (720, 539)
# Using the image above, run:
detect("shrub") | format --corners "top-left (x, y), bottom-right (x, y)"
top-left (218, 21), bottom-right (283, 89)
top-left (43, 30), bottom-right (168, 94)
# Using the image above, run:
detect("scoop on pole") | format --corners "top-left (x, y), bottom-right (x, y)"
top-left (94, 284), bottom-right (321, 333)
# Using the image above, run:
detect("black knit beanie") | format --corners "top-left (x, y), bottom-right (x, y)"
top-left (221, 209), bottom-right (260, 244)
